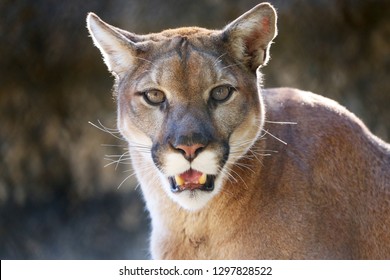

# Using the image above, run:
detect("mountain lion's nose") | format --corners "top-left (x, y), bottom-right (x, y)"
top-left (175, 144), bottom-right (205, 161)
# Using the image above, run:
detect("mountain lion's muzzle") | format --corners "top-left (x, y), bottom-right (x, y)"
top-left (152, 107), bottom-right (229, 193)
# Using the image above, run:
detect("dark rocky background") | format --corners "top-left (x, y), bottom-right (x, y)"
top-left (0, 0), bottom-right (389, 259)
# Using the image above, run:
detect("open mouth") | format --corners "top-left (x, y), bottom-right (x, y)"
top-left (169, 169), bottom-right (215, 193)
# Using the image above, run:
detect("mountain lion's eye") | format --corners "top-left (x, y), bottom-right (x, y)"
top-left (210, 85), bottom-right (235, 103)
top-left (143, 90), bottom-right (166, 106)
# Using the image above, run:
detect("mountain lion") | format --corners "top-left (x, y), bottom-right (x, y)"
top-left (87, 3), bottom-right (390, 259)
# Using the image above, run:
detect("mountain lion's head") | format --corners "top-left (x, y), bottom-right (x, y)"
top-left (87, 3), bottom-right (277, 211)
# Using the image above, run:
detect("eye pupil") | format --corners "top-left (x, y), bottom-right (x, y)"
top-left (211, 85), bottom-right (234, 102)
top-left (144, 90), bottom-right (165, 105)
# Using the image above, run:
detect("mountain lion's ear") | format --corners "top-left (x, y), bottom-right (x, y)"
top-left (87, 13), bottom-right (145, 76)
top-left (222, 3), bottom-right (277, 71)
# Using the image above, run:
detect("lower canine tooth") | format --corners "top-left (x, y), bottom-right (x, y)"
top-left (175, 175), bottom-right (185, 186)
top-left (199, 173), bottom-right (207, 185)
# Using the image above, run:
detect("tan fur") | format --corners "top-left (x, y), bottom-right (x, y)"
top-left (87, 3), bottom-right (390, 259)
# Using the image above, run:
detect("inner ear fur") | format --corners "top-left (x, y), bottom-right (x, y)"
top-left (222, 2), bottom-right (278, 71)
top-left (86, 13), bottom-right (146, 76)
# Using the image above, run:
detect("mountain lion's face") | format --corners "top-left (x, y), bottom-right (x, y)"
top-left (118, 34), bottom-right (263, 210)
top-left (87, 5), bottom-right (276, 210)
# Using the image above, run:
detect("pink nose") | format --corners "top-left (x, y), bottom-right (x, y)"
top-left (175, 144), bottom-right (205, 161)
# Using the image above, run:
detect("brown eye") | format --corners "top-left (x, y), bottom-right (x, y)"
top-left (143, 89), bottom-right (166, 106)
top-left (210, 85), bottom-right (235, 103)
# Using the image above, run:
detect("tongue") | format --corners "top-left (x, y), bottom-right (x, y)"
top-left (180, 169), bottom-right (203, 184)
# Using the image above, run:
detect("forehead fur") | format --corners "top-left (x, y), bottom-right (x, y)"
top-left (134, 27), bottom-right (221, 59)
top-left (142, 27), bottom-right (216, 41)
top-left (134, 27), bottom-right (223, 71)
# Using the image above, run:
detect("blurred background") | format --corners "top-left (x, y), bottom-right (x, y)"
top-left (0, 0), bottom-right (389, 259)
